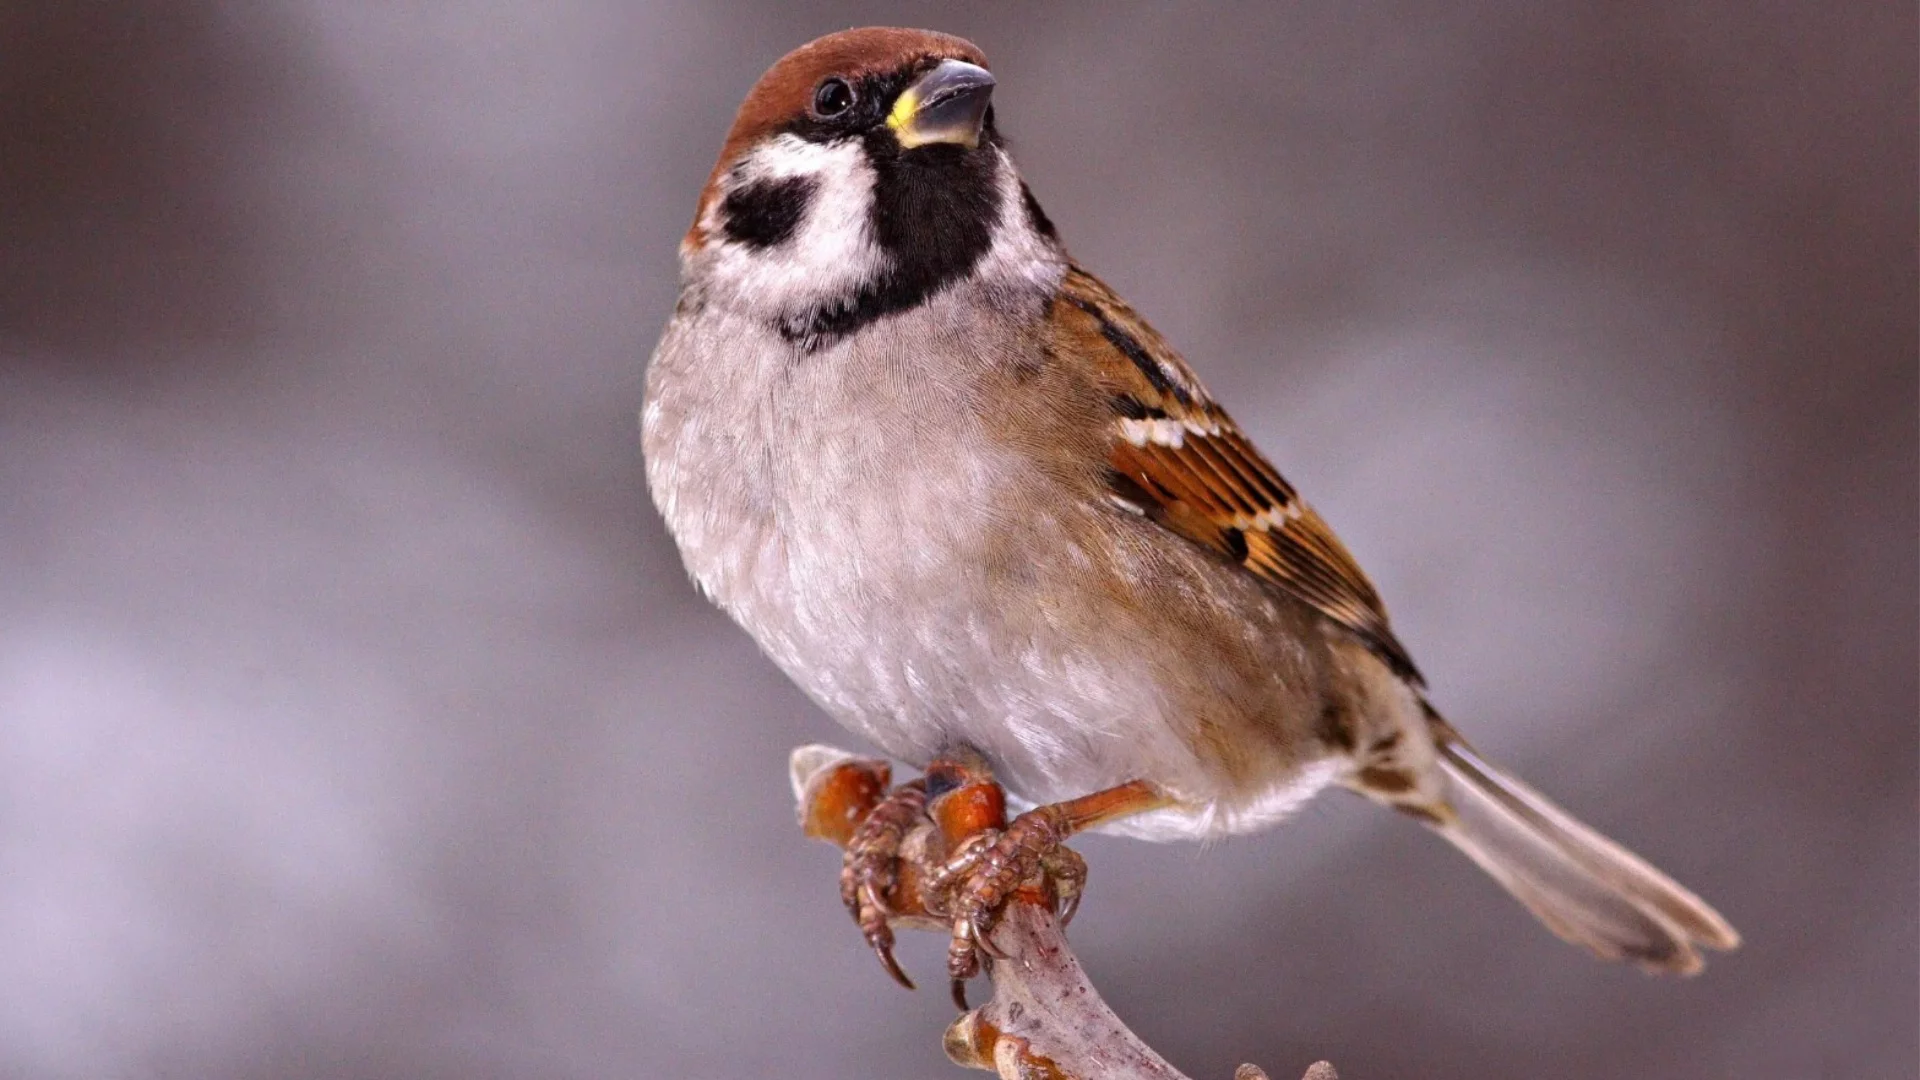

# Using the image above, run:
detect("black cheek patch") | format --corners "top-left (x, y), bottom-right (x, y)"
top-left (720, 175), bottom-right (818, 249)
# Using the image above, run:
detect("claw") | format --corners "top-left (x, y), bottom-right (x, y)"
top-left (947, 917), bottom-right (987, 982)
top-left (1042, 844), bottom-right (1087, 926)
top-left (1057, 890), bottom-right (1081, 927)
top-left (854, 885), bottom-right (914, 989)
top-left (983, 914), bottom-right (1013, 957)
top-left (838, 778), bottom-right (929, 989)
top-left (869, 930), bottom-right (916, 990)
top-left (944, 910), bottom-right (1013, 983)
top-left (975, 915), bottom-right (1011, 960)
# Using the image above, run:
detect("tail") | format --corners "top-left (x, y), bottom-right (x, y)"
top-left (1389, 714), bottom-right (1739, 974)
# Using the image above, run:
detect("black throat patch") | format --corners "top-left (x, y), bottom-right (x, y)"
top-left (778, 130), bottom-right (1007, 350)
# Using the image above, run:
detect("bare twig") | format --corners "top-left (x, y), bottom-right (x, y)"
top-left (790, 745), bottom-right (1338, 1080)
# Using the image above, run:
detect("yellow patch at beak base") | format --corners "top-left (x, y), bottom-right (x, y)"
top-left (886, 59), bottom-right (995, 150)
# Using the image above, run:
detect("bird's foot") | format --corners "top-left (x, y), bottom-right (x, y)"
top-left (927, 805), bottom-right (1089, 984)
top-left (839, 776), bottom-right (929, 989)
top-left (830, 745), bottom-right (1167, 1003)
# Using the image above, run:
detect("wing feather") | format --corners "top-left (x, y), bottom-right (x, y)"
top-left (1055, 266), bottom-right (1422, 683)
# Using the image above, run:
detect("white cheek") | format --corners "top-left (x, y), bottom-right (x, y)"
top-left (698, 135), bottom-right (887, 314)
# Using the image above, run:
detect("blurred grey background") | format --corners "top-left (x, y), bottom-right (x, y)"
top-left (1, 3), bottom-right (1913, 1078)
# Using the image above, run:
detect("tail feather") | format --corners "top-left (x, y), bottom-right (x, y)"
top-left (1395, 730), bottom-right (1738, 974)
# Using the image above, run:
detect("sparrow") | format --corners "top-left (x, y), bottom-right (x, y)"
top-left (643, 26), bottom-right (1738, 982)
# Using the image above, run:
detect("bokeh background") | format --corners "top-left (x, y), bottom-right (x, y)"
top-left (2, 3), bottom-right (1913, 1078)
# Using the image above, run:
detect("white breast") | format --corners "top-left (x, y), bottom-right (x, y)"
top-left (650, 286), bottom-right (1117, 755)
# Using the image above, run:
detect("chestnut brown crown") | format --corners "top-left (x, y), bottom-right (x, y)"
top-left (690, 28), bottom-right (989, 241)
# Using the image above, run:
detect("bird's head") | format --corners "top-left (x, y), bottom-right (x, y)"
top-left (682, 28), bottom-right (1059, 349)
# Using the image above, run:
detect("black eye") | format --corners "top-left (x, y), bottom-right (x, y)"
top-left (811, 77), bottom-right (855, 118)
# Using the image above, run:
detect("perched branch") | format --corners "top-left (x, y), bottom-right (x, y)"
top-left (790, 745), bottom-right (1338, 1080)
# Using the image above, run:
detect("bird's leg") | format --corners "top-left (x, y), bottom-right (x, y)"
top-left (927, 775), bottom-right (1172, 986)
top-left (839, 775), bottom-right (928, 989)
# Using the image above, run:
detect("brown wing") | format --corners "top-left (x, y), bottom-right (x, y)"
top-left (1054, 266), bottom-right (1423, 684)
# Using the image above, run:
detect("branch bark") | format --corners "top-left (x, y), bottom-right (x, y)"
top-left (789, 744), bottom-right (1338, 1080)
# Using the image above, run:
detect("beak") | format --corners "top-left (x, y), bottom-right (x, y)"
top-left (887, 59), bottom-right (996, 149)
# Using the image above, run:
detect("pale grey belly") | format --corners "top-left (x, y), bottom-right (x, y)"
top-left (738, 517), bottom-right (1174, 803)
top-left (714, 495), bottom-right (1342, 840)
